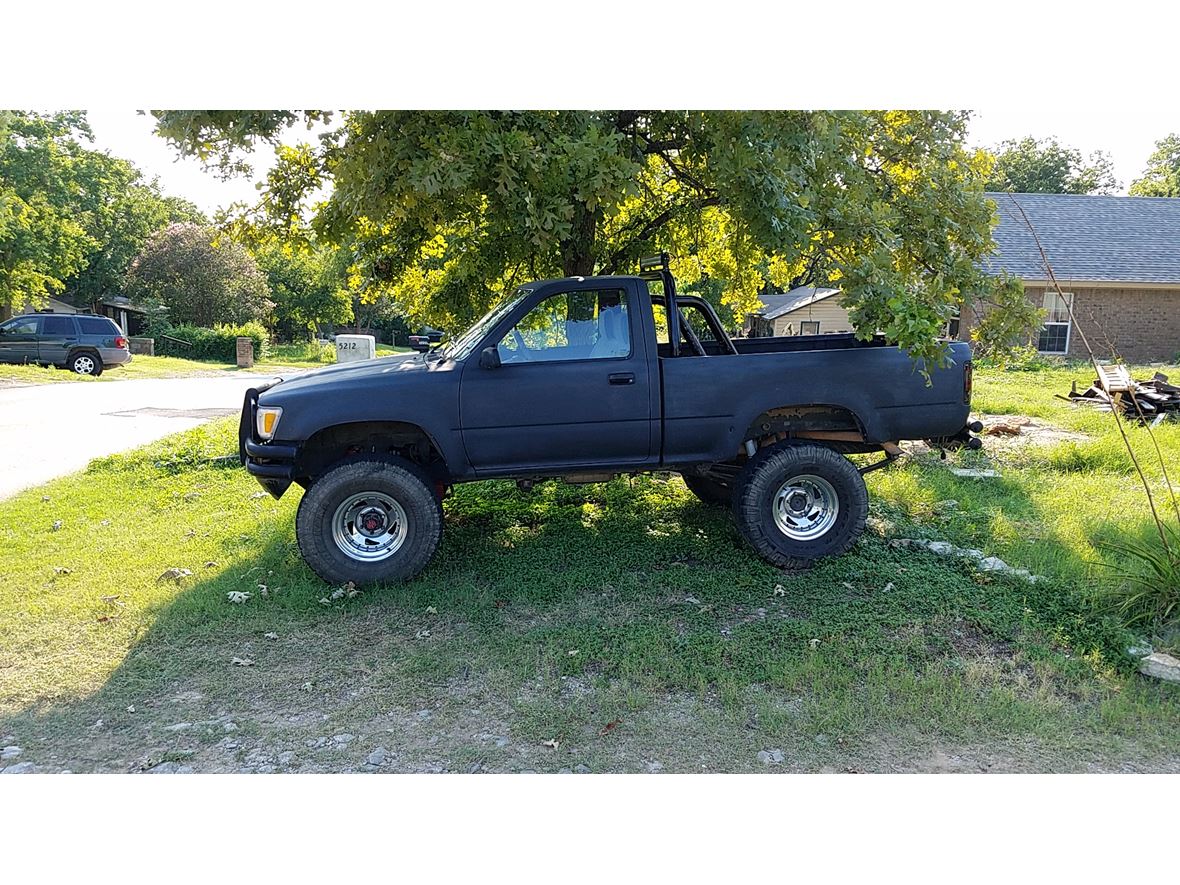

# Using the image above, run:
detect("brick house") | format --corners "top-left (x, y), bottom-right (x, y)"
top-left (966, 192), bottom-right (1180, 363)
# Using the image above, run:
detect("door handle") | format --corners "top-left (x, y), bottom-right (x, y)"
top-left (608, 372), bottom-right (635, 385)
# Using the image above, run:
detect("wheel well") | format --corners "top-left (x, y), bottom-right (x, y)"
top-left (744, 405), bottom-right (875, 454)
top-left (295, 422), bottom-right (447, 484)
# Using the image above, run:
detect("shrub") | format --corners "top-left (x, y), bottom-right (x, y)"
top-left (155, 322), bottom-right (270, 362)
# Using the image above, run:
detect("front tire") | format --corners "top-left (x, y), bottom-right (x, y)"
top-left (732, 443), bottom-right (868, 569)
top-left (295, 457), bottom-right (443, 586)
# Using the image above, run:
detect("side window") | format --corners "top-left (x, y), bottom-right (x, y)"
top-left (498, 289), bottom-right (630, 364)
top-left (78, 317), bottom-right (117, 335)
top-left (0, 318), bottom-right (38, 335)
top-left (41, 316), bottom-right (75, 336)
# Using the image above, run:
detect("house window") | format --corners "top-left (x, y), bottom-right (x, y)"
top-left (1036, 291), bottom-right (1073, 354)
top-left (943, 310), bottom-right (961, 339)
top-left (799, 321), bottom-right (820, 335)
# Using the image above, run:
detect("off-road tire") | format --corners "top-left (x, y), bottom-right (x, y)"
top-left (69, 350), bottom-right (102, 376)
top-left (681, 473), bottom-right (733, 507)
top-left (295, 457), bottom-right (443, 586)
top-left (732, 442), bottom-right (868, 569)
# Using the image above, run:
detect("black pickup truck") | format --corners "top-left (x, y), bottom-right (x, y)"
top-left (240, 255), bottom-right (978, 585)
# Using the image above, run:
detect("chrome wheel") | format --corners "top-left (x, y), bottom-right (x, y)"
top-left (330, 492), bottom-right (408, 562)
top-left (73, 355), bottom-right (96, 375)
top-left (772, 474), bottom-right (839, 541)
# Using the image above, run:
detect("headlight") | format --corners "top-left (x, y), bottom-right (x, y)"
top-left (256, 406), bottom-right (283, 440)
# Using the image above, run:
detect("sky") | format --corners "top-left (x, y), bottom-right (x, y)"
top-left (83, 109), bottom-right (1180, 216)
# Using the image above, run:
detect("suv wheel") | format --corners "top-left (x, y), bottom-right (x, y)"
top-left (295, 457), bottom-right (443, 585)
top-left (69, 351), bottom-right (102, 376)
top-left (732, 443), bottom-right (867, 569)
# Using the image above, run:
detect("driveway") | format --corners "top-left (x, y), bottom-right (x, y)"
top-left (0, 374), bottom-right (289, 499)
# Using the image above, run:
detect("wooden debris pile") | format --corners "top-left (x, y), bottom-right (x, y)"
top-left (1059, 365), bottom-right (1180, 423)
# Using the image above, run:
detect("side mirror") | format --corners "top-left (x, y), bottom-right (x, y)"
top-left (479, 346), bottom-right (501, 370)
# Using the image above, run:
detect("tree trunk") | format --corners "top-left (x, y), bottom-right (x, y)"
top-left (561, 204), bottom-right (598, 277)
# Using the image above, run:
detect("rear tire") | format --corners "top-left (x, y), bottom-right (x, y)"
top-left (732, 443), bottom-right (867, 569)
top-left (69, 351), bottom-right (102, 376)
top-left (681, 473), bottom-right (733, 507)
top-left (295, 457), bottom-right (443, 586)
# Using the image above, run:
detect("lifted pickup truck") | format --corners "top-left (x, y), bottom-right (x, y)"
top-left (240, 255), bottom-right (978, 585)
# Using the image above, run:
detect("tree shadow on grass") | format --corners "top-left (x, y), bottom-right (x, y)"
top-left (1, 477), bottom-right (1152, 773)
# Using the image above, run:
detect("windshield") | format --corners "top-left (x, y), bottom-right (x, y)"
top-left (441, 287), bottom-right (533, 361)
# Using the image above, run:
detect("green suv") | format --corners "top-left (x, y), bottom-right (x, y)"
top-left (0, 313), bottom-right (132, 376)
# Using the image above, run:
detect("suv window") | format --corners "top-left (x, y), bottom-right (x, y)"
top-left (41, 315), bottom-right (76, 336)
top-left (0, 317), bottom-right (38, 335)
top-left (498, 289), bottom-right (630, 364)
top-left (77, 317), bottom-right (118, 335)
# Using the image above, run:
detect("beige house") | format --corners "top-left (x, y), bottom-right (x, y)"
top-left (745, 287), bottom-right (852, 338)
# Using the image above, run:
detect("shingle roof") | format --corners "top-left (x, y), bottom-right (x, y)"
top-left (985, 192), bottom-right (1180, 284)
top-left (755, 286), bottom-right (841, 319)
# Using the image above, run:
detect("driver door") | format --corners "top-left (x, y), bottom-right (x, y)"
top-left (0, 316), bottom-right (41, 364)
top-left (459, 284), bottom-right (655, 473)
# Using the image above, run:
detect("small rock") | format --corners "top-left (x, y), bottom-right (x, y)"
top-left (416, 710), bottom-right (432, 720)
top-left (1139, 652), bottom-right (1180, 684)
top-left (1, 762), bottom-right (37, 774)
top-left (467, 761), bottom-right (484, 774)
top-left (366, 747), bottom-right (389, 766)
top-left (51, 520), bottom-right (63, 531)
top-left (978, 556), bottom-right (1009, 572)
top-left (332, 733), bottom-right (355, 745)
top-left (494, 736), bottom-right (510, 748)
top-left (164, 722), bottom-right (192, 732)
top-left (646, 761), bottom-right (664, 773)
top-left (146, 761), bottom-right (194, 774)
top-left (278, 751), bottom-right (295, 765)
top-left (558, 767), bottom-right (573, 774)
top-left (1, 746), bottom-right (21, 760)
top-left (264, 632), bottom-right (279, 641)
top-left (574, 764), bottom-right (591, 774)
top-left (757, 749), bottom-right (785, 765)
top-left (223, 722), bottom-right (238, 732)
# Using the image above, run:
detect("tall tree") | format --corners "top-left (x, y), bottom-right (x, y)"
top-left (124, 223), bottom-right (273, 327)
top-left (983, 136), bottom-right (1119, 195)
top-left (0, 111), bottom-right (96, 317)
top-left (153, 109), bottom-right (1030, 365)
top-left (1129, 134), bottom-right (1180, 197)
top-left (252, 241), bottom-right (353, 340)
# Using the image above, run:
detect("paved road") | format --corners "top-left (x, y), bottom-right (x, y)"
top-left (0, 375), bottom-right (287, 499)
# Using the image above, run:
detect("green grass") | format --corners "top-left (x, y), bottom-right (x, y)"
top-left (868, 362), bottom-right (1180, 599)
top-left (0, 343), bottom-right (413, 386)
top-left (2, 369), bottom-right (1178, 771)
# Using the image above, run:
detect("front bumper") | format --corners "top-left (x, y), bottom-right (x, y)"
top-left (239, 384), bottom-right (297, 499)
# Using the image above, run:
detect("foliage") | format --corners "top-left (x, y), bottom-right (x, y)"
top-left (152, 110), bottom-right (1025, 367)
top-left (124, 223), bottom-right (273, 327)
top-left (963, 271), bottom-right (1046, 360)
top-left (252, 241), bottom-right (352, 341)
top-left (983, 136), bottom-right (1119, 195)
top-left (0, 111), bottom-right (97, 313)
top-left (154, 321), bottom-right (270, 362)
top-left (0, 110), bottom-right (203, 317)
top-left (973, 342), bottom-right (1060, 372)
top-left (1098, 529), bottom-right (1180, 636)
top-left (1129, 133), bottom-right (1180, 197)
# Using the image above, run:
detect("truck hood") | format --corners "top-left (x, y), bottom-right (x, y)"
top-left (259, 352), bottom-right (432, 399)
